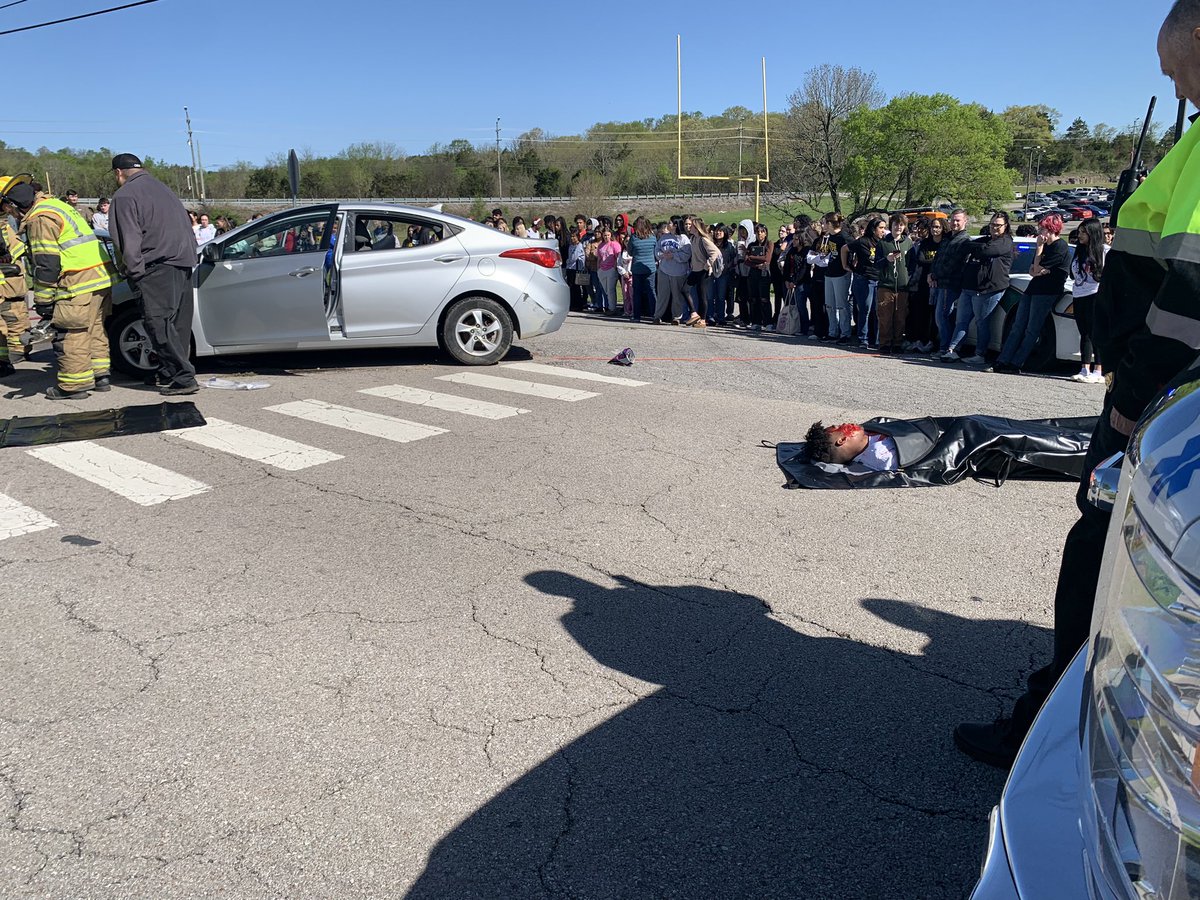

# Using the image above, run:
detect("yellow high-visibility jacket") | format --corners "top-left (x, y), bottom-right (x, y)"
top-left (21, 197), bottom-right (115, 302)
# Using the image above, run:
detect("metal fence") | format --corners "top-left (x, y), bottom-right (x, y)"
top-left (77, 191), bottom-right (790, 208)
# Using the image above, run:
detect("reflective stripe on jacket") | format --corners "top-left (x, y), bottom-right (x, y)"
top-left (1096, 120), bottom-right (1200, 421)
top-left (22, 197), bottom-right (115, 301)
top-left (0, 219), bottom-right (26, 299)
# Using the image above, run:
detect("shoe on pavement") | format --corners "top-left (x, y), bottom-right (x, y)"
top-left (835, 335), bottom-right (850, 344)
top-left (46, 385), bottom-right (88, 400)
top-left (993, 362), bottom-right (1020, 375)
top-left (953, 718), bottom-right (1024, 769)
top-left (93, 377), bottom-right (112, 392)
top-left (962, 354), bottom-right (988, 365)
top-left (1088, 372), bottom-right (1106, 384)
top-left (694, 320), bottom-right (707, 328)
top-left (1070, 367), bottom-right (1089, 382)
top-left (683, 313), bottom-right (701, 326)
top-left (160, 381), bottom-right (200, 396)
top-left (0, 360), bottom-right (14, 378)
top-left (917, 341), bottom-right (934, 353)
top-left (940, 350), bottom-right (960, 362)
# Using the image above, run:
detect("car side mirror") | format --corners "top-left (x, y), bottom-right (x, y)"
top-left (200, 243), bottom-right (220, 264)
top-left (1087, 451), bottom-right (1124, 512)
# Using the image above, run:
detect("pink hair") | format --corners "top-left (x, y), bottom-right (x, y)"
top-left (1039, 214), bottom-right (1063, 236)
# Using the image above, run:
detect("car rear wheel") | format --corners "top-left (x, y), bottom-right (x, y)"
top-left (442, 296), bottom-right (513, 366)
top-left (108, 306), bottom-right (158, 375)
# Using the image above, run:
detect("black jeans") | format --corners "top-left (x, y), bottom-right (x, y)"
top-left (748, 270), bottom-right (772, 326)
top-left (138, 264), bottom-right (196, 386)
top-left (1009, 395), bottom-right (1126, 734)
top-left (1075, 294), bottom-right (1097, 366)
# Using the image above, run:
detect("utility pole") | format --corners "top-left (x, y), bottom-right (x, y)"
top-left (737, 123), bottom-right (743, 199)
top-left (184, 106), bottom-right (198, 201)
top-left (495, 117), bottom-right (502, 200)
top-left (195, 139), bottom-right (207, 200)
top-left (1022, 146), bottom-right (1039, 212)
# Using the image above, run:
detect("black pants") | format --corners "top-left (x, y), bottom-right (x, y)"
top-left (138, 264), bottom-right (196, 386)
top-left (1009, 396), bottom-right (1126, 734)
top-left (1075, 294), bottom-right (1098, 366)
top-left (748, 270), bottom-right (772, 326)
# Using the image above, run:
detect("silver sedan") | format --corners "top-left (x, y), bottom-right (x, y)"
top-left (107, 203), bottom-right (569, 374)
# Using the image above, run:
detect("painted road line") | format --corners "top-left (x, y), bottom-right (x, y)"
top-left (0, 493), bottom-right (56, 541)
top-left (26, 442), bottom-right (211, 506)
top-left (167, 418), bottom-right (343, 471)
top-left (436, 372), bottom-right (599, 402)
top-left (359, 385), bottom-right (529, 420)
top-left (265, 400), bottom-right (448, 444)
top-left (501, 361), bottom-right (649, 387)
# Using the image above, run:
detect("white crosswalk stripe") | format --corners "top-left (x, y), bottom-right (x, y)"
top-left (0, 492), bottom-right (56, 541)
top-left (501, 361), bottom-right (648, 387)
top-left (26, 442), bottom-right (211, 506)
top-left (167, 418), bottom-right (343, 471)
top-left (358, 385), bottom-right (529, 420)
top-left (436, 372), bottom-right (599, 402)
top-left (265, 400), bottom-right (448, 443)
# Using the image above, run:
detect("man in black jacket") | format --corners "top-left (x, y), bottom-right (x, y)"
top-left (955, 0), bottom-right (1200, 767)
top-left (109, 153), bottom-right (199, 395)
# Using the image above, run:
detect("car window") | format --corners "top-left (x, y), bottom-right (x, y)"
top-left (352, 214), bottom-right (444, 252)
top-left (222, 212), bottom-right (331, 261)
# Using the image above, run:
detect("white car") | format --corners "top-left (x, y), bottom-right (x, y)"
top-left (108, 203), bottom-right (569, 373)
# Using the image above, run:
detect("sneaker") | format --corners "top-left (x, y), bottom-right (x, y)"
top-left (819, 334), bottom-right (835, 342)
top-left (992, 362), bottom-right (1020, 375)
top-left (940, 350), bottom-right (960, 362)
top-left (1070, 366), bottom-right (1089, 382)
top-left (160, 381), bottom-right (200, 396)
top-left (92, 377), bottom-right (111, 392)
top-left (835, 335), bottom-right (850, 345)
top-left (683, 313), bottom-right (701, 326)
top-left (1088, 372), bottom-right (1106, 384)
top-left (953, 718), bottom-right (1023, 769)
top-left (764, 324), bottom-right (775, 332)
top-left (917, 341), bottom-right (934, 353)
top-left (46, 385), bottom-right (89, 400)
top-left (750, 324), bottom-right (762, 333)
top-left (694, 320), bottom-right (707, 328)
top-left (962, 354), bottom-right (987, 366)
top-left (901, 341), bottom-right (915, 351)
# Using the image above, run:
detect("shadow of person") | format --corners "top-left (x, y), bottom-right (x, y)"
top-left (407, 572), bottom-right (1043, 900)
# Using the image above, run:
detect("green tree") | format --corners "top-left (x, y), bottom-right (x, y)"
top-left (998, 104), bottom-right (1059, 170)
top-left (841, 93), bottom-right (1015, 217)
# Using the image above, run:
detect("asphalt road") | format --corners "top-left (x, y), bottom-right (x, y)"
top-left (0, 314), bottom-right (1104, 899)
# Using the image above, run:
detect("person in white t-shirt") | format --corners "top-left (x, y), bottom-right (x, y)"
top-left (91, 197), bottom-right (110, 233)
top-left (195, 213), bottom-right (217, 244)
top-left (804, 421), bottom-right (899, 472)
top-left (1068, 218), bottom-right (1108, 384)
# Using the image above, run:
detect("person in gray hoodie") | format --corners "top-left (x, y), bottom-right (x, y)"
top-left (653, 217), bottom-right (691, 324)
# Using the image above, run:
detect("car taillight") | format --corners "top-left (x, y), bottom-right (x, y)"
top-left (1085, 505), bottom-right (1200, 898)
top-left (499, 247), bottom-right (560, 268)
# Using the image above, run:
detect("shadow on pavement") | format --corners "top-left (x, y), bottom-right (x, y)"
top-left (407, 571), bottom-right (1039, 899)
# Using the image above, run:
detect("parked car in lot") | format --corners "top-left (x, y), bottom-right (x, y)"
top-left (970, 359), bottom-right (1200, 899)
top-left (1066, 207), bottom-right (1097, 220)
top-left (1016, 206), bottom-right (1052, 221)
top-left (106, 203), bottom-right (569, 374)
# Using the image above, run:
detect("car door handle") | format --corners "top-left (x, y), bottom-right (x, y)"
top-left (434, 255), bottom-right (464, 264)
top-left (289, 267), bottom-right (316, 277)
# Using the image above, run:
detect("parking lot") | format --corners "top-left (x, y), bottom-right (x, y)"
top-left (0, 315), bottom-right (1102, 898)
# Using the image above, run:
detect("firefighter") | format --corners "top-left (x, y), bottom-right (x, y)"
top-left (0, 181), bottom-right (116, 399)
top-left (0, 174), bottom-right (32, 372)
top-left (956, 0), bottom-right (1200, 767)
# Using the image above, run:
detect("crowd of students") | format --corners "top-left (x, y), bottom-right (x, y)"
top-left (506, 207), bottom-right (1110, 382)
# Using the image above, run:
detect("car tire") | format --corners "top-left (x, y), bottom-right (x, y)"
top-left (441, 296), bottom-right (513, 366)
top-left (108, 305), bottom-right (158, 376)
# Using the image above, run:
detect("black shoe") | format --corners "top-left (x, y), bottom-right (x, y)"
top-left (0, 360), bottom-right (14, 377)
top-left (993, 362), bottom-right (1019, 375)
top-left (953, 718), bottom-right (1023, 768)
top-left (93, 377), bottom-right (111, 392)
top-left (160, 381), bottom-right (200, 396)
top-left (819, 335), bottom-right (835, 343)
top-left (835, 336), bottom-right (850, 344)
top-left (46, 385), bottom-right (89, 400)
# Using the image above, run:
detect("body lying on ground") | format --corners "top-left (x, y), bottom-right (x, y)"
top-left (775, 415), bottom-right (1097, 489)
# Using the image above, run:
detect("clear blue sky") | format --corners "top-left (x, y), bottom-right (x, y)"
top-left (2, 0), bottom-right (1184, 168)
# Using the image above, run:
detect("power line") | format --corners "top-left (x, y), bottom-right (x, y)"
top-left (0, 0), bottom-right (160, 37)
top-left (0, 0), bottom-right (33, 10)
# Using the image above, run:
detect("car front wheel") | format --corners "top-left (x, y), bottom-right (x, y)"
top-left (108, 306), bottom-right (158, 375)
top-left (441, 296), bottom-right (513, 366)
